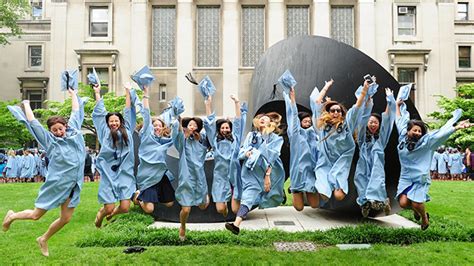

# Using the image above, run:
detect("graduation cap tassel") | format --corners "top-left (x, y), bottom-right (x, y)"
top-left (66, 72), bottom-right (70, 91)
top-left (270, 84), bottom-right (278, 100)
top-left (185, 72), bottom-right (199, 85)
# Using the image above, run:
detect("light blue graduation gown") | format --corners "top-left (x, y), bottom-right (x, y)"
top-left (39, 156), bottom-right (48, 177)
top-left (20, 154), bottom-right (36, 179)
top-left (354, 95), bottom-right (396, 206)
top-left (395, 109), bottom-right (461, 203)
top-left (437, 152), bottom-right (449, 174)
top-left (203, 111), bottom-right (246, 203)
top-left (238, 131), bottom-right (285, 209)
top-left (15, 156), bottom-right (23, 177)
top-left (283, 92), bottom-right (318, 193)
top-left (448, 153), bottom-right (464, 174)
top-left (171, 120), bottom-right (209, 207)
top-left (430, 152), bottom-right (439, 171)
top-left (136, 107), bottom-right (174, 192)
top-left (311, 90), bottom-right (362, 199)
top-left (5, 156), bottom-right (20, 178)
top-left (8, 99), bottom-right (86, 210)
top-left (92, 97), bottom-right (136, 204)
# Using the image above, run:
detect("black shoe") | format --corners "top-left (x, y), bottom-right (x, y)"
top-left (225, 222), bottom-right (240, 235)
top-left (421, 213), bottom-right (430, 231)
top-left (361, 203), bottom-right (370, 218)
top-left (413, 211), bottom-right (421, 221)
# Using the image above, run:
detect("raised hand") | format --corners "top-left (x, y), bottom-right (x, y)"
top-left (325, 79), bottom-right (334, 87)
top-left (230, 94), bottom-right (239, 103)
top-left (385, 88), bottom-right (393, 97)
top-left (123, 82), bottom-right (132, 92)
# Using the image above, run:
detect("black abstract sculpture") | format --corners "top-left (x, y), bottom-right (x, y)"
top-left (153, 35), bottom-right (420, 222)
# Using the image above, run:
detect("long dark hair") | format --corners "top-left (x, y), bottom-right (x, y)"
top-left (106, 112), bottom-right (129, 147)
top-left (407, 119), bottom-right (427, 136)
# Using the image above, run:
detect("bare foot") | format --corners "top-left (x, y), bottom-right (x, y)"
top-left (179, 227), bottom-right (186, 242)
top-left (36, 236), bottom-right (49, 257)
top-left (94, 209), bottom-right (104, 228)
top-left (2, 210), bottom-right (14, 232)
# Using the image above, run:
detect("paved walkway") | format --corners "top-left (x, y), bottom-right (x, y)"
top-left (149, 206), bottom-right (419, 232)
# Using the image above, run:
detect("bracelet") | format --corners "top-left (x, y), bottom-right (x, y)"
top-left (265, 173), bottom-right (270, 176)
top-left (143, 95), bottom-right (150, 99)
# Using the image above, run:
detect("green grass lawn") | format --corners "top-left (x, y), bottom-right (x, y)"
top-left (0, 181), bottom-right (472, 264)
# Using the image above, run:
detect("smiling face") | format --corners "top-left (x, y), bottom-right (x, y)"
top-left (50, 123), bottom-right (67, 138)
top-left (152, 119), bottom-right (164, 136)
top-left (367, 116), bottom-right (380, 134)
top-left (187, 120), bottom-right (198, 133)
top-left (407, 125), bottom-right (423, 141)
top-left (300, 117), bottom-right (312, 129)
top-left (107, 115), bottom-right (121, 130)
top-left (328, 105), bottom-right (343, 119)
top-left (258, 115), bottom-right (270, 129)
top-left (219, 122), bottom-right (231, 136)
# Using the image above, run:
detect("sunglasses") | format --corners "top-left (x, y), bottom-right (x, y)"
top-left (329, 108), bottom-right (342, 113)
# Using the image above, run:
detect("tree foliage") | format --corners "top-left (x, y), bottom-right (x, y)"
top-left (0, 0), bottom-right (30, 46)
top-left (428, 83), bottom-right (474, 149)
top-left (0, 99), bottom-right (34, 148)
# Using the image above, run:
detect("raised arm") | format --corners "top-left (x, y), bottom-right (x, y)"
top-left (355, 80), bottom-right (370, 108)
top-left (22, 100), bottom-right (35, 122)
top-left (231, 94), bottom-right (241, 118)
top-left (93, 84), bottom-right (101, 101)
top-left (124, 82), bottom-right (131, 109)
top-left (69, 88), bottom-right (79, 112)
top-left (314, 79), bottom-right (334, 104)
top-left (205, 95), bottom-right (212, 116)
top-left (142, 85), bottom-right (150, 109)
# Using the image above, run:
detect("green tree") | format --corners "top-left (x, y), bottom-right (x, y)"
top-left (0, 99), bottom-right (34, 148)
top-left (428, 83), bottom-right (474, 149)
top-left (0, 0), bottom-right (30, 45)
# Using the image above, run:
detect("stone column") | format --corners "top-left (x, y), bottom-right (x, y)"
top-left (312, 0), bottom-right (330, 37)
top-left (222, 0), bottom-right (239, 116)
top-left (130, 0), bottom-right (149, 71)
top-left (176, 0), bottom-right (194, 115)
top-left (267, 0), bottom-right (285, 47)
top-left (49, 1), bottom-right (68, 102)
top-left (358, 0), bottom-right (376, 57)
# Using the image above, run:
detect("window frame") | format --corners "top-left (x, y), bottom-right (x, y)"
top-left (457, 2), bottom-right (469, 21)
top-left (85, 3), bottom-right (113, 42)
top-left (195, 5), bottom-right (222, 68)
top-left (286, 5), bottom-right (310, 38)
top-left (240, 5), bottom-right (266, 68)
top-left (330, 5), bottom-right (355, 47)
top-left (151, 5), bottom-right (177, 68)
top-left (457, 45), bottom-right (472, 69)
top-left (25, 89), bottom-right (44, 110)
top-left (25, 43), bottom-right (44, 72)
top-left (397, 67), bottom-right (418, 103)
top-left (393, 4), bottom-right (422, 42)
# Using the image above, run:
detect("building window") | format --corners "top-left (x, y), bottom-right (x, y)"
top-left (397, 68), bottom-right (417, 102)
top-left (152, 6), bottom-right (176, 67)
top-left (31, 0), bottom-right (43, 20)
top-left (26, 90), bottom-right (44, 110)
top-left (287, 6), bottom-right (309, 38)
top-left (397, 6), bottom-right (416, 36)
top-left (89, 7), bottom-right (108, 37)
top-left (331, 6), bottom-right (354, 46)
top-left (28, 45), bottom-right (42, 68)
top-left (457, 2), bottom-right (469, 21)
top-left (459, 46), bottom-right (471, 68)
top-left (196, 6), bottom-right (220, 67)
top-left (241, 6), bottom-right (265, 67)
top-left (159, 84), bottom-right (167, 102)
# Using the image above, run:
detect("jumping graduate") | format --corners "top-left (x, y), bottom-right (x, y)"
top-left (133, 85), bottom-right (176, 214)
top-left (225, 112), bottom-right (285, 235)
top-left (354, 87), bottom-right (396, 217)
top-left (395, 84), bottom-right (472, 230)
top-left (2, 88), bottom-right (86, 256)
top-left (203, 94), bottom-right (247, 216)
top-left (279, 70), bottom-right (320, 211)
top-left (312, 79), bottom-right (369, 201)
top-left (93, 83), bottom-right (137, 228)
top-left (171, 99), bottom-right (211, 240)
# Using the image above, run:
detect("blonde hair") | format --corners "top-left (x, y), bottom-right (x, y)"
top-left (316, 102), bottom-right (346, 130)
top-left (152, 117), bottom-right (171, 138)
top-left (253, 112), bottom-right (282, 135)
top-left (7, 149), bottom-right (16, 157)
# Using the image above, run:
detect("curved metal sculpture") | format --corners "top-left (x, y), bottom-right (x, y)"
top-left (153, 35), bottom-right (420, 221)
top-left (249, 35), bottom-right (420, 214)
